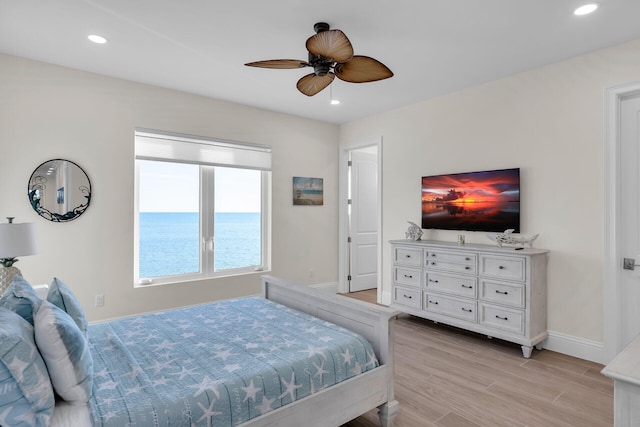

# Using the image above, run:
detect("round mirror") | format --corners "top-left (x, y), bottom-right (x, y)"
top-left (28, 159), bottom-right (91, 222)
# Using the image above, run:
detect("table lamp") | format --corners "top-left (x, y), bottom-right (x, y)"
top-left (0, 217), bottom-right (38, 294)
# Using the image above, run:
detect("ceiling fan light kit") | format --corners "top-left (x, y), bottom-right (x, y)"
top-left (245, 22), bottom-right (393, 97)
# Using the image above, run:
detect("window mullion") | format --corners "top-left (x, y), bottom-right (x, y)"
top-left (201, 166), bottom-right (215, 274)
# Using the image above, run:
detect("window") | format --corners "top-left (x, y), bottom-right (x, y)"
top-left (134, 130), bottom-right (271, 286)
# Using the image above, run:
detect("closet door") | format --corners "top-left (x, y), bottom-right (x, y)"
top-left (349, 149), bottom-right (378, 292)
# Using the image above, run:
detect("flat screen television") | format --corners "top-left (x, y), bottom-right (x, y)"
top-left (421, 168), bottom-right (520, 232)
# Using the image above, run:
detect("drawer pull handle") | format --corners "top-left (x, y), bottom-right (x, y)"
top-left (499, 266), bottom-right (505, 270)
top-left (403, 294), bottom-right (413, 299)
top-left (461, 284), bottom-right (473, 289)
top-left (495, 290), bottom-right (509, 295)
top-left (465, 266), bottom-right (471, 270)
top-left (495, 315), bottom-right (509, 321)
top-left (429, 279), bottom-right (439, 283)
top-left (405, 254), bottom-right (412, 258)
top-left (461, 308), bottom-right (473, 312)
top-left (431, 262), bottom-right (436, 266)
top-left (403, 274), bottom-right (413, 279)
top-left (428, 300), bottom-right (439, 305)
top-left (431, 254), bottom-right (436, 257)
top-left (465, 257), bottom-right (471, 261)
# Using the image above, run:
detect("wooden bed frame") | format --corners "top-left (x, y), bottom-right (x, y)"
top-left (38, 277), bottom-right (399, 426)
top-left (250, 275), bottom-right (400, 427)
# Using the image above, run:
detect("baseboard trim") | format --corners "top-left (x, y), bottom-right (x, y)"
top-left (544, 330), bottom-right (604, 364)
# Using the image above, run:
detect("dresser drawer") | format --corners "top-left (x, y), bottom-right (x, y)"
top-left (427, 260), bottom-right (477, 275)
top-left (480, 303), bottom-right (524, 335)
top-left (393, 286), bottom-right (422, 309)
top-left (426, 250), bottom-right (477, 265)
top-left (426, 272), bottom-right (477, 298)
top-left (480, 279), bottom-right (525, 308)
top-left (480, 255), bottom-right (525, 281)
top-left (393, 266), bottom-right (422, 288)
top-left (394, 247), bottom-right (423, 267)
top-left (424, 293), bottom-right (477, 322)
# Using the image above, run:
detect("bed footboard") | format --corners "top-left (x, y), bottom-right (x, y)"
top-left (261, 275), bottom-right (400, 426)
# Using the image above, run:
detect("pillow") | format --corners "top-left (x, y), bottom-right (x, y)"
top-left (34, 300), bottom-right (93, 404)
top-left (0, 306), bottom-right (55, 427)
top-left (47, 277), bottom-right (88, 337)
top-left (0, 275), bottom-right (41, 325)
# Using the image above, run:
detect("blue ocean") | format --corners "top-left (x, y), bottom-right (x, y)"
top-left (139, 212), bottom-right (261, 278)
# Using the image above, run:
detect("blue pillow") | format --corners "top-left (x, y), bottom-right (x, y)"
top-left (0, 275), bottom-right (41, 325)
top-left (0, 306), bottom-right (55, 427)
top-left (34, 300), bottom-right (93, 404)
top-left (47, 277), bottom-right (88, 337)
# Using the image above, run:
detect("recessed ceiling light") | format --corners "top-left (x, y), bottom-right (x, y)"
top-left (88, 34), bottom-right (108, 44)
top-left (330, 99), bottom-right (341, 105)
top-left (574, 3), bottom-right (599, 16)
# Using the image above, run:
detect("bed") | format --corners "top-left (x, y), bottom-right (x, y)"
top-left (13, 275), bottom-right (399, 427)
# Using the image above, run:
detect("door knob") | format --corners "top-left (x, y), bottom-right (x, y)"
top-left (623, 258), bottom-right (640, 270)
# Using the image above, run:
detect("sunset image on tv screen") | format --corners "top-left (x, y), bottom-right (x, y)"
top-left (421, 168), bottom-right (520, 232)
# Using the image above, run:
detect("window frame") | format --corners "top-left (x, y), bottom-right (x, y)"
top-left (133, 130), bottom-right (271, 287)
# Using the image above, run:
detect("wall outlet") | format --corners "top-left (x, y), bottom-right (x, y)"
top-left (95, 294), bottom-right (104, 307)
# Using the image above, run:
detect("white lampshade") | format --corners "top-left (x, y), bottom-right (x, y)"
top-left (0, 222), bottom-right (39, 259)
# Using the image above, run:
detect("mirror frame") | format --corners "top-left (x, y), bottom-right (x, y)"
top-left (28, 159), bottom-right (92, 222)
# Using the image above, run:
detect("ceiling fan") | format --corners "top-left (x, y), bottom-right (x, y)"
top-left (245, 22), bottom-right (393, 97)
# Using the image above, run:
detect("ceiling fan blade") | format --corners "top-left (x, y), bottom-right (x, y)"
top-left (296, 73), bottom-right (335, 96)
top-left (335, 55), bottom-right (393, 83)
top-left (244, 59), bottom-right (309, 69)
top-left (306, 30), bottom-right (353, 63)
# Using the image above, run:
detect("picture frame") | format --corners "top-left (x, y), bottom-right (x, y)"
top-left (293, 177), bottom-right (323, 205)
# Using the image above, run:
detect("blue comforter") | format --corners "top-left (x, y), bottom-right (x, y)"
top-left (87, 297), bottom-right (379, 426)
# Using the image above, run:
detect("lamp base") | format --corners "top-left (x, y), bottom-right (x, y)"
top-left (0, 266), bottom-right (21, 295)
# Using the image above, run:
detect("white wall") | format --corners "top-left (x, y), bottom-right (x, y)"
top-left (0, 53), bottom-right (339, 322)
top-left (5, 36), bottom-right (640, 360)
top-left (340, 38), bottom-right (640, 360)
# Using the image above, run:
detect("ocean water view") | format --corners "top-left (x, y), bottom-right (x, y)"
top-left (139, 212), bottom-right (261, 278)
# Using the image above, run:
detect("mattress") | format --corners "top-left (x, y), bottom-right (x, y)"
top-left (51, 296), bottom-right (379, 426)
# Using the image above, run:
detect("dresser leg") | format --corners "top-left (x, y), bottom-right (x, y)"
top-left (521, 345), bottom-right (533, 358)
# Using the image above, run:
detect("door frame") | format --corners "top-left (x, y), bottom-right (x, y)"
top-left (338, 138), bottom-right (382, 299)
top-left (604, 81), bottom-right (640, 363)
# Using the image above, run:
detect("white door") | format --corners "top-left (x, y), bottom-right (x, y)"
top-left (617, 94), bottom-right (640, 352)
top-left (349, 149), bottom-right (378, 292)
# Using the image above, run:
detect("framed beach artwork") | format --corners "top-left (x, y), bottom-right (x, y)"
top-left (293, 177), bottom-right (323, 205)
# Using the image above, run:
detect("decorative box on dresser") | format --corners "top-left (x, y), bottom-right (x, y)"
top-left (389, 239), bottom-right (549, 358)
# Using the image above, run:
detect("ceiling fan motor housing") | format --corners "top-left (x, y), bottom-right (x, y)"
top-left (308, 52), bottom-right (332, 76)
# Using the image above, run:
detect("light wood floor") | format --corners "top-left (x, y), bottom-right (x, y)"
top-left (341, 290), bottom-right (613, 427)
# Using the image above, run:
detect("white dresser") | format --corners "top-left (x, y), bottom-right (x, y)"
top-left (390, 239), bottom-right (549, 358)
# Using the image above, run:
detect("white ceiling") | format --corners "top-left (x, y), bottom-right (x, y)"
top-left (2, 0), bottom-right (640, 124)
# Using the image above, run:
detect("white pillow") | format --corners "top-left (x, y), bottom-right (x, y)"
top-left (34, 301), bottom-right (93, 404)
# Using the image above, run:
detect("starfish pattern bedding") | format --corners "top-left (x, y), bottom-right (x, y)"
top-left (86, 296), bottom-right (379, 426)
